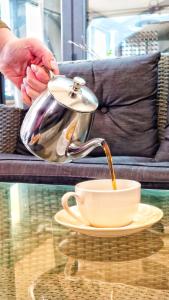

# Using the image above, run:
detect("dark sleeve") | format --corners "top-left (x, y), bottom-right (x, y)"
top-left (0, 20), bottom-right (10, 29)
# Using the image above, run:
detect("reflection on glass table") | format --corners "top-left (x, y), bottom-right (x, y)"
top-left (0, 182), bottom-right (169, 299)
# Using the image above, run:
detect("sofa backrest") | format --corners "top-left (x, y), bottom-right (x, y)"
top-left (59, 53), bottom-right (162, 157)
top-left (14, 51), bottom-right (169, 159)
top-left (59, 52), bottom-right (169, 144)
top-left (115, 30), bottom-right (169, 142)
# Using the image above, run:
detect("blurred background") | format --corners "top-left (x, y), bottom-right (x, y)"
top-left (0, 0), bottom-right (169, 105)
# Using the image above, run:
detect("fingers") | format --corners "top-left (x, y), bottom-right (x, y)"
top-left (23, 81), bottom-right (40, 100)
top-left (21, 84), bottom-right (32, 106)
top-left (25, 65), bottom-right (48, 91)
top-left (22, 65), bottom-right (50, 104)
top-left (20, 37), bottom-right (60, 106)
top-left (28, 38), bottom-right (59, 74)
top-left (30, 64), bottom-right (50, 84)
top-left (50, 59), bottom-right (59, 75)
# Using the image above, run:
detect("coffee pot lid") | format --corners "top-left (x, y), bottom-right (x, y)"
top-left (48, 75), bottom-right (98, 112)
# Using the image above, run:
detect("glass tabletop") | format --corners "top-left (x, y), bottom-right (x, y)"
top-left (0, 182), bottom-right (169, 300)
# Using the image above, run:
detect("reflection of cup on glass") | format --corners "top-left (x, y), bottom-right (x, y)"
top-left (61, 179), bottom-right (141, 228)
top-left (64, 257), bottom-right (144, 284)
top-left (58, 231), bottom-right (164, 287)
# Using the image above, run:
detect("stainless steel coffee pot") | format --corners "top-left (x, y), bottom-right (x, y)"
top-left (20, 75), bottom-right (104, 163)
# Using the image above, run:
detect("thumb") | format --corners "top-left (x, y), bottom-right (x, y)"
top-left (28, 38), bottom-right (59, 74)
top-left (41, 52), bottom-right (59, 75)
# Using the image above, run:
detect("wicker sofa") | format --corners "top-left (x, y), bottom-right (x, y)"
top-left (0, 52), bottom-right (169, 189)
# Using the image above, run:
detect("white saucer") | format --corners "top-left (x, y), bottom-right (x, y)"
top-left (54, 204), bottom-right (163, 237)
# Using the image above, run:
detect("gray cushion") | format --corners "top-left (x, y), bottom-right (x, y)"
top-left (60, 53), bottom-right (160, 157)
top-left (59, 60), bottom-right (94, 90)
top-left (0, 153), bottom-right (169, 189)
top-left (89, 53), bottom-right (160, 157)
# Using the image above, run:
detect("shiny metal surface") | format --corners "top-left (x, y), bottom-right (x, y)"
top-left (48, 75), bottom-right (98, 112)
top-left (20, 75), bottom-right (104, 163)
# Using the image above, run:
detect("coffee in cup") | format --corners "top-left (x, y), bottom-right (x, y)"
top-left (61, 179), bottom-right (141, 228)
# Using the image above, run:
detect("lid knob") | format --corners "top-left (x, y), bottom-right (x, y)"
top-left (72, 77), bottom-right (86, 92)
top-left (48, 75), bottom-right (98, 112)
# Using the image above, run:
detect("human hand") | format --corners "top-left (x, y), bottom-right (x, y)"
top-left (0, 30), bottom-right (59, 105)
top-left (21, 64), bottom-right (51, 106)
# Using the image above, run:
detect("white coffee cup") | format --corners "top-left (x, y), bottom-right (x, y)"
top-left (61, 179), bottom-right (141, 228)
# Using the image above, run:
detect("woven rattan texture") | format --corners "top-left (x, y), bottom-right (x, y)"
top-left (0, 105), bottom-right (24, 153)
top-left (34, 274), bottom-right (169, 300)
top-left (0, 184), bottom-right (169, 299)
top-left (156, 54), bottom-right (169, 140)
top-left (121, 31), bottom-right (169, 141)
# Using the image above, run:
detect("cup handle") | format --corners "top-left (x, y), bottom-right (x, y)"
top-left (61, 192), bottom-right (85, 223)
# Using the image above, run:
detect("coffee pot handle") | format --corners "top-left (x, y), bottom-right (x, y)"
top-left (42, 66), bottom-right (65, 80)
top-left (61, 192), bottom-right (89, 225)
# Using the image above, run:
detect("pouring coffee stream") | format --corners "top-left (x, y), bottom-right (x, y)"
top-left (20, 75), bottom-right (117, 189)
top-left (102, 140), bottom-right (117, 190)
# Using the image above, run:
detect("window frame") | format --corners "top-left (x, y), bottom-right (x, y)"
top-left (61, 0), bottom-right (87, 61)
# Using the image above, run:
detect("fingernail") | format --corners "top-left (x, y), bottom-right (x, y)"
top-left (23, 78), bottom-right (27, 85)
top-left (31, 64), bottom-right (38, 72)
top-left (21, 84), bottom-right (25, 91)
top-left (50, 59), bottom-right (58, 70)
top-left (26, 66), bottom-right (31, 74)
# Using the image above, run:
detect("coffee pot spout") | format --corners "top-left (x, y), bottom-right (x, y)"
top-left (67, 138), bottom-right (105, 160)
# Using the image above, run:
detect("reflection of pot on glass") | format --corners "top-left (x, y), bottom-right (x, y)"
top-left (58, 231), bottom-right (167, 289)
